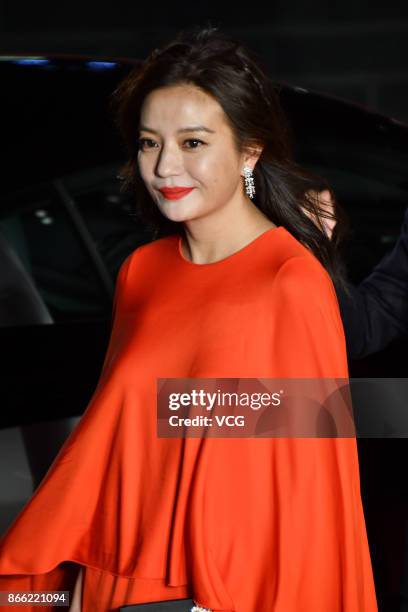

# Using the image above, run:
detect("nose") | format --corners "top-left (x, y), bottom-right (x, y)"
top-left (155, 143), bottom-right (183, 178)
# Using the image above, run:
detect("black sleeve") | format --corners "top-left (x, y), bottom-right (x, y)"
top-left (336, 207), bottom-right (408, 360)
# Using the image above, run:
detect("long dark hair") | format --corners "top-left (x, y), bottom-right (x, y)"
top-left (110, 25), bottom-right (349, 291)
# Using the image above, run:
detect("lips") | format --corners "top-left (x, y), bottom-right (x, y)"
top-left (158, 187), bottom-right (195, 200)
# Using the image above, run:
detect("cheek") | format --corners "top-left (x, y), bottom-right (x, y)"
top-left (189, 154), bottom-right (237, 188)
top-left (137, 154), bottom-right (154, 182)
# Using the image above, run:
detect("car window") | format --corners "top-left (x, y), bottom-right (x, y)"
top-left (0, 163), bottom-right (152, 323)
top-left (281, 87), bottom-right (408, 284)
top-left (301, 159), bottom-right (408, 283)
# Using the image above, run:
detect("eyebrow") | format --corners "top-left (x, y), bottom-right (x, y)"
top-left (139, 125), bottom-right (215, 135)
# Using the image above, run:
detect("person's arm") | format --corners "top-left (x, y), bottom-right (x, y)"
top-left (336, 208), bottom-right (408, 360)
top-left (274, 254), bottom-right (349, 378)
top-left (69, 566), bottom-right (83, 612)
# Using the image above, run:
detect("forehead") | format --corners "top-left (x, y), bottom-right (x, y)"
top-left (139, 84), bottom-right (226, 130)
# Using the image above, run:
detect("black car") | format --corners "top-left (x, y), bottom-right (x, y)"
top-left (1, 54), bottom-right (407, 611)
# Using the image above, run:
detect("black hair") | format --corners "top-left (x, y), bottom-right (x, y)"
top-left (111, 25), bottom-right (350, 292)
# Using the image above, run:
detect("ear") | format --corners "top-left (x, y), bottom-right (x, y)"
top-left (241, 144), bottom-right (264, 175)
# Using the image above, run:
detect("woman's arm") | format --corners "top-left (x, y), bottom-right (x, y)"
top-left (273, 254), bottom-right (349, 378)
top-left (69, 566), bottom-right (83, 612)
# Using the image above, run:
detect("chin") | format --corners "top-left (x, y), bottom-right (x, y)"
top-left (157, 204), bottom-right (204, 224)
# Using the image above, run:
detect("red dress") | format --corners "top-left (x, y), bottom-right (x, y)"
top-left (0, 226), bottom-right (378, 611)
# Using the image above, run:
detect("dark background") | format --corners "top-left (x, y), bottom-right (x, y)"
top-left (0, 0), bottom-right (407, 124)
top-left (0, 4), bottom-right (407, 611)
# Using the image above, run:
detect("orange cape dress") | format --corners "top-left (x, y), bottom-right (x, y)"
top-left (0, 226), bottom-right (378, 611)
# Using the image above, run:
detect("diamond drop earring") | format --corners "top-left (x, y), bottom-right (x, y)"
top-left (243, 165), bottom-right (256, 199)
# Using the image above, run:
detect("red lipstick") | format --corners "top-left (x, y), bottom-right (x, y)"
top-left (158, 187), bottom-right (195, 200)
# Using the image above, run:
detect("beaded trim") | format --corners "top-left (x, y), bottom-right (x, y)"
top-left (190, 604), bottom-right (213, 612)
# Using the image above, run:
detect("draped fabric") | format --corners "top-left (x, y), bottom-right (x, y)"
top-left (0, 226), bottom-right (377, 611)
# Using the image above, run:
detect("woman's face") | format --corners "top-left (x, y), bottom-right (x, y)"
top-left (137, 83), bottom-right (251, 224)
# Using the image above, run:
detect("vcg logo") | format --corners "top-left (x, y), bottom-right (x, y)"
top-left (215, 415), bottom-right (245, 427)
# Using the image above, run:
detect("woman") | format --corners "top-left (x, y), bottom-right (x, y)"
top-left (0, 27), bottom-right (377, 611)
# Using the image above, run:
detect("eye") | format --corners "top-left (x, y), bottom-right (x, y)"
top-left (137, 138), bottom-right (158, 151)
top-left (184, 139), bottom-right (205, 149)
